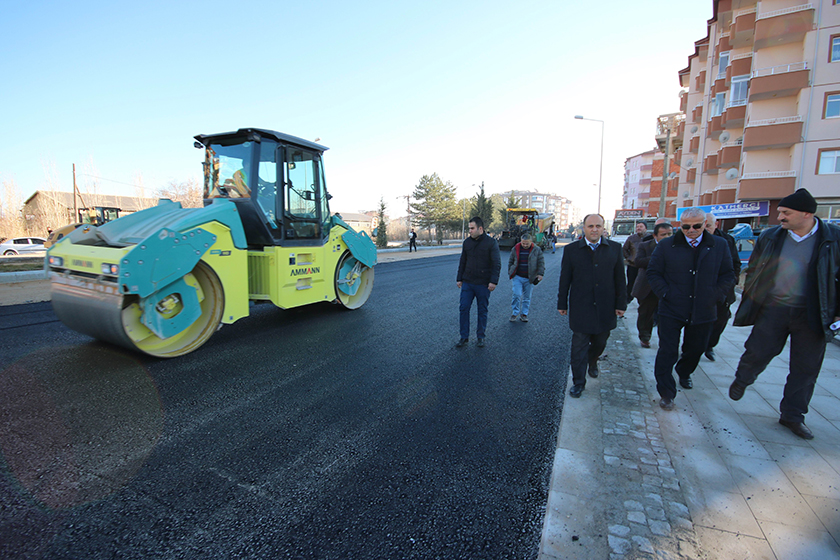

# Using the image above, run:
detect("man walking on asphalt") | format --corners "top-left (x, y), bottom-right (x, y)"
top-left (703, 212), bottom-right (741, 362)
top-left (456, 216), bottom-right (501, 348)
top-left (558, 214), bottom-right (627, 398)
top-left (508, 233), bottom-right (545, 323)
top-left (623, 222), bottom-right (648, 302)
top-left (631, 222), bottom-right (673, 348)
top-left (646, 207), bottom-right (734, 411)
top-left (730, 189), bottom-right (840, 440)
top-left (409, 228), bottom-right (417, 252)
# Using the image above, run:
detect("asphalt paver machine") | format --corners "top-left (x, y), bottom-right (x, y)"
top-left (47, 128), bottom-right (376, 357)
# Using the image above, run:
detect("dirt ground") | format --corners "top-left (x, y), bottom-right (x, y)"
top-left (0, 280), bottom-right (51, 306)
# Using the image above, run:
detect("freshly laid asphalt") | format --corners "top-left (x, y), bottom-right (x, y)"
top-left (3, 243), bottom-right (840, 559)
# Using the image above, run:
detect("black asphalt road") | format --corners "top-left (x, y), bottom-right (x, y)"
top-left (0, 250), bottom-right (572, 559)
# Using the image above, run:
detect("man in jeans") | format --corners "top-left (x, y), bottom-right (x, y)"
top-left (507, 233), bottom-right (545, 322)
top-left (456, 217), bottom-right (501, 348)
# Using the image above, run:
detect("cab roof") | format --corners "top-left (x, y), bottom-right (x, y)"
top-left (194, 128), bottom-right (328, 152)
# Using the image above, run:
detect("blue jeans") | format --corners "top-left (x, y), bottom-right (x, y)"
top-left (460, 282), bottom-right (491, 340)
top-left (510, 275), bottom-right (533, 316)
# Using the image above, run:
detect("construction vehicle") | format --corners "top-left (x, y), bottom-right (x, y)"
top-left (498, 208), bottom-right (555, 250)
top-left (44, 207), bottom-right (122, 249)
top-left (46, 128), bottom-right (376, 358)
top-left (610, 209), bottom-right (657, 245)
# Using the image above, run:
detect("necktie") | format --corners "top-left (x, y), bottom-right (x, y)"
top-left (589, 243), bottom-right (598, 251)
top-left (689, 239), bottom-right (699, 248)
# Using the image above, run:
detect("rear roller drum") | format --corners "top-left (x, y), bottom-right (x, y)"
top-left (334, 251), bottom-right (374, 309)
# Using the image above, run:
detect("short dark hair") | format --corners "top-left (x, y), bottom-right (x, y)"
top-left (583, 214), bottom-right (605, 226)
top-left (469, 216), bottom-right (484, 229)
top-left (653, 223), bottom-right (673, 236)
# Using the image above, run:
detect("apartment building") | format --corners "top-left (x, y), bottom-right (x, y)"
top-left (508, 190), bottom-right (578, 229)
top-left (623, 149), bottom-right (657, 210)
top-left (677, 0), bottom-right (840, 227)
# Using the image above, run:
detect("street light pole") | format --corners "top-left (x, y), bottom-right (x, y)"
top-left (574, 115), bottom-right (604, 215)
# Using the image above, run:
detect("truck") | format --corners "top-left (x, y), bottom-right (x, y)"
top-left (610, 209), bottom-right (657, 245)
top-left (44, 207), bottom-right (122, 248)
top-left (498, 208), bottom-right (555, 250)
top-left (46, 128), bottom-right (376, 358)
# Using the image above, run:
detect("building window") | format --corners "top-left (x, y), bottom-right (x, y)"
top-left (710, 92), bottom-right (726, 118)
top-left (730, 75), bottom-right (749, 105)
top-left (718, 51), bottom-right (730, 79)
top-left (832, 36), bottom-right (840, 62)
top-left (817, 150), bottom-right (840, 174)
top-left (826, 93), bottom-right (840, 119)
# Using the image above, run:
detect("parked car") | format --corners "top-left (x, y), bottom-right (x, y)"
top-left (0, 237), bottom-right (47, 256)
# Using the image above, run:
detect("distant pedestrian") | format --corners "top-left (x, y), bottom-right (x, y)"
top-left (703, 212), bottom-right (741, 361)
top-left (647, 207), bottom-right (734, 411)
top-left (547, 230), bottom-right (556, 254)
top-left (456, 217), bottom-right (501, 348)
top-left (558, 214), bottom-right (627, 398)
top-left (730, 189), bottom-right (840, 440)
top-left (409, 228), bottom-right (417, 252)
top-left (622, 222), bottom-right (648, 303)
top-left (508, 233), bottom-right (545, 322)
top-left (631, 222), bottom-right (673, 348)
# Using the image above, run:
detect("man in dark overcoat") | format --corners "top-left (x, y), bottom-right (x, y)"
top-left (647, 207), bottom-right (735, 410)
top-left (558, 213), bottom-right (627, 398)
top-left (631, 222), bottom-right (673, 347)
top-left (703, 212), bottom-right (742, 361)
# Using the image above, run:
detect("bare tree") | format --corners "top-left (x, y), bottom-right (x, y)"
top-left (157, 178), bottom-right (203, 208)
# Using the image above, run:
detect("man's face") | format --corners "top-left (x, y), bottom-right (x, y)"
top-left (468, 222), bottom-right (483, 239)
top-left (654, 227), bottom-right (673, 242)
top-left (778, 207), bottom-right (813, 232)
top-left (704, 219), bottom-right (716, 235)
top-left (521, 238), bottom-right (532, 249)
top-left (635, 223), bottom-right (647, 235)
top-left (680, 217), bottom-right (705, 240)
top-left (584, 216), bottom-right (604, 243)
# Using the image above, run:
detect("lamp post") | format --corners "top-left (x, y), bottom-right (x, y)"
top-left (574, 115), bottom-right (604, 215)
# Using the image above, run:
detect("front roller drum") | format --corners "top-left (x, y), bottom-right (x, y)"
top-left (51, 261), bottom-right (225, 358)
top-left (334, 251), bottom-right (374, 309)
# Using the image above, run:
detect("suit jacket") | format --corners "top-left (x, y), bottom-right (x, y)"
top-left (713, 228), bottom-right (742, 305)
top-left (630, 238), bottom-right (658, 300)
top-left (647, 230), bottom-right (735, 325)
top-left (557, 237), bottom-right (627, 334)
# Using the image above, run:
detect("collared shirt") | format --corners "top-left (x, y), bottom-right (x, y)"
top-left (587, 239), bottom-right (600, 250)
top-left (788, 219), bottom-right (819, 243)
top-left (687, 231), bottom-right (703, 248)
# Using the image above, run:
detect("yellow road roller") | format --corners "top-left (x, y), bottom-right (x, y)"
top-left (46, 128), bottom-right (376, 358)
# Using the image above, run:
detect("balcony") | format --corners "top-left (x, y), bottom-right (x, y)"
top-left (706, 115), bottom-right (724, 140)
top-left (739, 171), bottom-right (796, 200)
top-left (754, 4), bottom-right (815, 51)
top-left (714, 184), bottom-right (738, 204)
top-left (679, 91), bottom-right (688, 113)
top-left (704, 152), bottom-right (720, 174)
top-left (719, 141), bottom-right (743, 167)
top-left (676, 120), bottom-right (685, 139)
top-left (722, 99), bottom-right (747, 128)
top-left (716, 33), bottom-right (731, 59)
top-left (692, 104), bottom-right (703, 123)
top-left (689, 135), bottom-right (700, 154)
top-left (726, 52), bottom-right (753, 87)
top-left (743, 116), bottom-right (804, 151)
top-left (730, 8), bottom-right (756, 48)
top-left (686, 168), bottom-right (697, 183)
top-left (695, 70), bottom-right (706, 93)
top-left (749, 62), bottom-right (810, 101)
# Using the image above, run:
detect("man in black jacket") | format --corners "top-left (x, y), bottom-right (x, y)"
top-left (456, 217), bottom-right (501, 348)
top-left (558, 214), bottom-right (627, 398)
top-left (631, 222), bottom-right (673, 348)
top-left (730, 189), bottom-right (840, 440)
top-left (703, 212), bottom-right (742, 361)
top-left (647, 207), bottom-right (735, 411)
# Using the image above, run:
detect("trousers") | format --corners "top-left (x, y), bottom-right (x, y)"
top-left (570, 330), bottom-right (610, 388)
top-left (510, 275), bottom-right (533, 316)
top-left (459, 282), bottom-right (490, 340)
top-left (706, 300), bottom-right (732, 350)
top-left (636, 292), bottom-right (659, 343)
top-left (654, 315), bottom-right (713, 399)
top-left (734, 304), bottom-right (827, 422)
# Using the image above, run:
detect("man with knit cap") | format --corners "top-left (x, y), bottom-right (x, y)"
top-left (730, 188), bottom-right (840, 440)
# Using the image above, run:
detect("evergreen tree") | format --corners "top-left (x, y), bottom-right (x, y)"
top-left (375, 198), bottom-right (388, 248)
top-left (410, 173), bottom-right (459, 244)
top-left (497, 193), bottom-right (521, 228)
top-left (470, 182), bottom-right (494, 233)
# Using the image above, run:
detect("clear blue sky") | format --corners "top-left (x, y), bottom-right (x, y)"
top-left (1, 0), bottom-right (712, 221)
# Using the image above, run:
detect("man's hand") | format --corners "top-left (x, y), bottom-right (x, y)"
top-left (558, 309), bottom-right (567, 315)
top-left (616, 310), bottom-right (625, 317)
top-left (536, 275), bottom-right (543, 283)
top-left (488, 283), bottom-right (497, 292)
top-left (456, 282), bottom-right (462, 288)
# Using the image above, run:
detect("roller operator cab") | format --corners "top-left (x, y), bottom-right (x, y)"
top-left (47, 128), bottom-right (376, 358)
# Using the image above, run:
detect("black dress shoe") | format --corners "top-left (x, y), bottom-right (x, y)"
top-left (679, 377), bottom-right (693, 389)
top-left (659, 397), bottom-right (675, 411)
top-left (455, 338), bottom-right (468, 348)
top-left (779, 419), bottom-right (814, 440)
top-left (704, 349), bottom-right (716, 361)
top-left (588, 362), bottom-right (599, 378)
top-left (477, 338), bottom-right (485, 348)
top-left (569, 385), bottom-right (585, 398)
top-left (729, 381), bottom-right (746, 401)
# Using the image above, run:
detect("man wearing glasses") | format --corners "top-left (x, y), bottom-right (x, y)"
top-left (646, 207), bottom-right (735, 410)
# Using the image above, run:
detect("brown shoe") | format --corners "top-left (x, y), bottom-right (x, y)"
top-left (640, 340), bottom-right (651, 348)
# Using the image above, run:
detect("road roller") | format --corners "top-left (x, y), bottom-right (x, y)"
top-left (46, 128), bottom-right (376, 358)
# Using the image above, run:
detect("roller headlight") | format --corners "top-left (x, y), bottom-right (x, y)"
top-left (101, 263), bottom-right (120, 275)
top-left (48, 255), bottom-right (64, 267)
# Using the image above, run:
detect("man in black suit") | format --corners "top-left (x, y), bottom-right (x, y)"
top-left (558, 214), bottom-right (627, 398)
top-left (703, 212), bottom-right (742, 361)
top-left (631, 222), bottom-right (673, 348)
top-left (646, 207), bottom-right (735, 410)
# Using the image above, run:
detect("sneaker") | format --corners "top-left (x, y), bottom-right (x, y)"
top-left (477, 338), bottom-right (485, 348)
top-left (510, 315), bottom-right (518, 322)
top-left (455, 338), bottom-right (468, 348)
top-left (520, 315), bottom-right (529, 322)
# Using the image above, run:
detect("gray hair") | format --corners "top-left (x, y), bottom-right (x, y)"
top-left (520, 233), bottom-right (532, 241)
top-left (705, 212), bottom-right (716, 223)
top-left (681, 207), bottom-right (706, 221)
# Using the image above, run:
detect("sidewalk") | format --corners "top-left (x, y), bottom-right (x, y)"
top-left (539, 297), bottom-right (840, 559)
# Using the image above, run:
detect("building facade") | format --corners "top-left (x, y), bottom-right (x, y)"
top-left (676, 0), bottom-right (840, 227)
top-left (623, 149), bottom-right (657, 210)
top-left (507, 190), bottom-right (578, 229)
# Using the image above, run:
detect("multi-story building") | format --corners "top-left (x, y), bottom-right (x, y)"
top-left (623, 149), bottom-right (657, 210)
top-left (507, 190), bottom-right (578, 229)
top-left (676, 0), bottom-right (840, 228)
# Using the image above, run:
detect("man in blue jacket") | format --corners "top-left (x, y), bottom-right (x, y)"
top-left (456, 216), bottom-right (501, 348)
top-left (647, 207), bottom-right (735, 410)
top-left (730, 189), bottom-right (840, 440)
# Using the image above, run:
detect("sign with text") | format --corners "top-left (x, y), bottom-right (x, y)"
top-left (614, 209), bottom-right (645, 220)
top-left (676, 201), bottom-right (769, 221)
